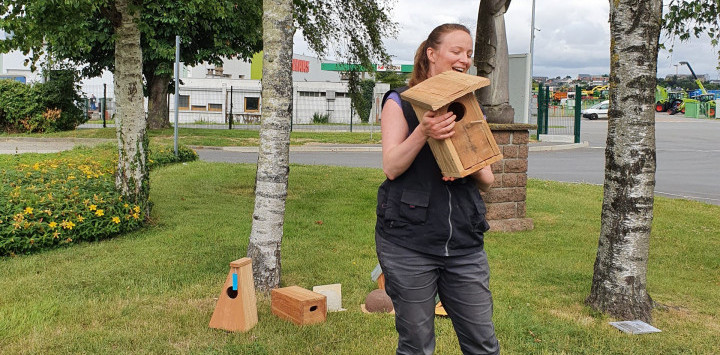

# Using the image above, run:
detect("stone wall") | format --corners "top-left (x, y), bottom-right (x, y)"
top-left (481, 124), bottom-right (536, 232)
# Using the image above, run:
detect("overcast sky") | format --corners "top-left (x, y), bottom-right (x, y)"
top-left (295, 0), bottom-right (720, 80)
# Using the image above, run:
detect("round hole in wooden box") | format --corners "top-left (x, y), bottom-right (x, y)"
top-left (448, 101), bottom-right (466, 122)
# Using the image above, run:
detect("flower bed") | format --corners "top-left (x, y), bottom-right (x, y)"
top-left (0, 145), bottom-right (198, 256)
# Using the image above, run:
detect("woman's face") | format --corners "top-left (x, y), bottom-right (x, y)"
top-left (427, 30), bottom-right (473, 77)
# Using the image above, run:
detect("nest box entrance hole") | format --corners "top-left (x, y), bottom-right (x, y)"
top-left (448, 101), bottom-right (466, 122)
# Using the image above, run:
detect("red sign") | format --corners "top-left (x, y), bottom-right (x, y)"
top-left (292, 59), bottom-right (310, 73)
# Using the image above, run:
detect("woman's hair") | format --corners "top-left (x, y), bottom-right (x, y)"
top-left (408, 23), bottom-right (471, 87)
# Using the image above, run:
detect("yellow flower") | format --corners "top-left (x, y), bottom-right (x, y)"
top-left (133, 205), bottom-right (140, 213)
top-left (60, 220), bottom-right (75, 230)
top-left (48, 221), bottom-right (58, 228)
top-left (89, 204), bottom-right (97, 211)
top-left (23, 207), bottom-right (33, 215)
top-left (124, 203), bottom-right (129, 209)
top-left (53, 231), bottom-right (60, 239)
top-left (95, 209), bottom-right (104, 217)
top-left (77, 215), bottom-right (85, 222)
top-left (112, 216), bottom-right (121, 224)
top-left (132, 212), bottom-right (140, 219)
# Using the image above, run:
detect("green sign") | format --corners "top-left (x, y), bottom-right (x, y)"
top-left (321, 63), bottom-right (413, 73)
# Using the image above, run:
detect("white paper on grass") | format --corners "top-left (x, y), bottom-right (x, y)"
top-left (313, 284), bottom-right (346, 312)
top-left (609, 320), bottom-right (661, 334)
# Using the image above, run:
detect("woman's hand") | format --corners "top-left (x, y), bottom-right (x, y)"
top-left (420, 110), bottom-right (456, 140)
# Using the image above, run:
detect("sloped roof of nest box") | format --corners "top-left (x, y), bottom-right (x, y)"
top-left (400, 71), bottom-right (490, 111)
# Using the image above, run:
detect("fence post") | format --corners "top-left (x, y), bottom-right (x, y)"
top-left (574, 85), bottom-right (581, 143)
top-left (229, 86), bottom-right (234, 130)
top-left (102, 83), bottom-right (107, 128)
top-left (536, 84), bottom-right (543, 140)
top-left (543, 85), bottom-right (550, 134)
top-left (84, 96), bottom-right (89, 122)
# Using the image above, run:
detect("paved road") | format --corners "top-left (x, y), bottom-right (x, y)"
top-left (530, 113), bottom-right (720, 205)
top-left (196, 112), bottom-right (720, 205)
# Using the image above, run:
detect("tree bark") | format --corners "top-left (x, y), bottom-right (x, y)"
top-left (585, 0), bottom-right (662, 323)
top-left (113, 0), bottom-right (149, 217)
top-left (246, 0), bottom-right (294, 294)
top-left (146, 73), bottom-right (172, 129)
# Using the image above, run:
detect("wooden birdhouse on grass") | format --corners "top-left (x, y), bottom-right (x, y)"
top-left (401, 71), bottom-right (503, 178)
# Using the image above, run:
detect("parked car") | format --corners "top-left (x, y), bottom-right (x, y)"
top-left (582, 100), bottom-right (609, 120)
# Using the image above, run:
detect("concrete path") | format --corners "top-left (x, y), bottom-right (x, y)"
top-left (0, 137), bottom-right (114, 154)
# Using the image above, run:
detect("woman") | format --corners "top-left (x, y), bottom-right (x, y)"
top-left (375, 23), bottom-right (499, 355)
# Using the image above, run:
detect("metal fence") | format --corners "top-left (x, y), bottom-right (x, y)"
top-left (79, 84), bottom-right (116, 125)
top-left (77, 80), bottom-right (386, 132)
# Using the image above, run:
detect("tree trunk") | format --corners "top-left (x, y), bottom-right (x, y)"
top-left (246, 0), bottom-right (294, 294)
top-left (113, 0), bottom-right (149, 217)
top-left (585, 0), bottom-right (662, 323)
top-left (146, 73), bottom-right (172, 129)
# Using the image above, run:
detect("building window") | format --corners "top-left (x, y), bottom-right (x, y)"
top-left (299, 91), bottom-right (322, 97)
top-left (245, 97), bottom-right (260, 112)
top-left (178, 95), bottom-right (190, 110)
top-left (208, 103), bottom-right (222, 112)
top-left (191, 104), bottom-right (206, 111)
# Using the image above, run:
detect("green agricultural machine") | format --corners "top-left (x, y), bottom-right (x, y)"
top-left (655, 86), bottom-right (688, 113)
top-left (677, 61), bottom-right (717, 117)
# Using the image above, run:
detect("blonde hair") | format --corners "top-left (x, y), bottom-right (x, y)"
top-left (408, 24), bottom-right (471, 87)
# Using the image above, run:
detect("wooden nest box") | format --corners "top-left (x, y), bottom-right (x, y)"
top-left (401, 71), bottom-right (503, 177)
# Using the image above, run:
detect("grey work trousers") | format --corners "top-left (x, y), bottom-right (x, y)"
top-left (376, 234), bottom-right (500, 355)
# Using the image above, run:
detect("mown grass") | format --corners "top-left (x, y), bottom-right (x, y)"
top-left (0, 158), bottom-right (718, 354)
top-left (2, 127), bottom-right (382, 147)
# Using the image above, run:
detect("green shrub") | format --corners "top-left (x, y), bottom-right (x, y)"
top-left (0, 79), bottom-right (43, 133)
top-left (0, 144), bottom-right (196, 256)
top-left (37, 69), bottom-right (87, 130)
top-left (312, 112), bottom-right (330, 124)
top-left (148, 145), bottom-right (199, 169)
top-left (0, 69), bottom-right (86, 133)
top-left (0, 157), bottom-right (147, 256)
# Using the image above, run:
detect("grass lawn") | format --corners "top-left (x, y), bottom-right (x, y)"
top-left (3, 127), bottom-right (382, 147)
top-left (1, 159), bottom-right (718, 353)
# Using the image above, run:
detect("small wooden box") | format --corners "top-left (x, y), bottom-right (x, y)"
top-left (401, 71), bottom-right (503, 178)
top-left (271, 286), bottom-right (327, 325)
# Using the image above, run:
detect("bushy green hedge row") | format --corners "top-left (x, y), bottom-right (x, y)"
top-left (0, 144), bottom-right (198, 256)
top-left (0, 70), bottom-right (86, 133)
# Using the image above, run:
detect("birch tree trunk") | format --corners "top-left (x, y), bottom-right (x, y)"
top-left (113, 0), bottom-right (150, 217)
top-left (585, 0), bottom-right (662, 323)
top-left (246, 0), bottom-right (294, 293)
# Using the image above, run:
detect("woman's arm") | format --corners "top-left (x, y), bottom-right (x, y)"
top-left (381, 99), bottom-right (456, 180)
top-left (471, 165), bottom-right (495, 192)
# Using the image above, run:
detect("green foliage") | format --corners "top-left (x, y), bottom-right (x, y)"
top-left (0, 155), bottom-right (146, 256)
top-left (375, 71), bottom-right (409, 89)
top-left (0, 73), bottom-right (85, 133)
top-left (350, 79), bottom-right (376, 123)
top-left (0, 79), bottom-right (42, 132)
top-left (0, 143), bottom-right (197, 256)
top-left (312, 112), bottom-right (330, 124)
top-left (148, 144), bottom-right (199, 169)
top-left (37, 69), bottom-right (86, 130)
top-left (663, 0), bottom-right (720, 68)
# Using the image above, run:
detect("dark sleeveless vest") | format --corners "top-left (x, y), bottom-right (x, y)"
top-left (375, 87), bottom-right (491, 257)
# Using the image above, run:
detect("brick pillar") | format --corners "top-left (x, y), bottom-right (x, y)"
top-left (481, 124), bottom-right (536, 232)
